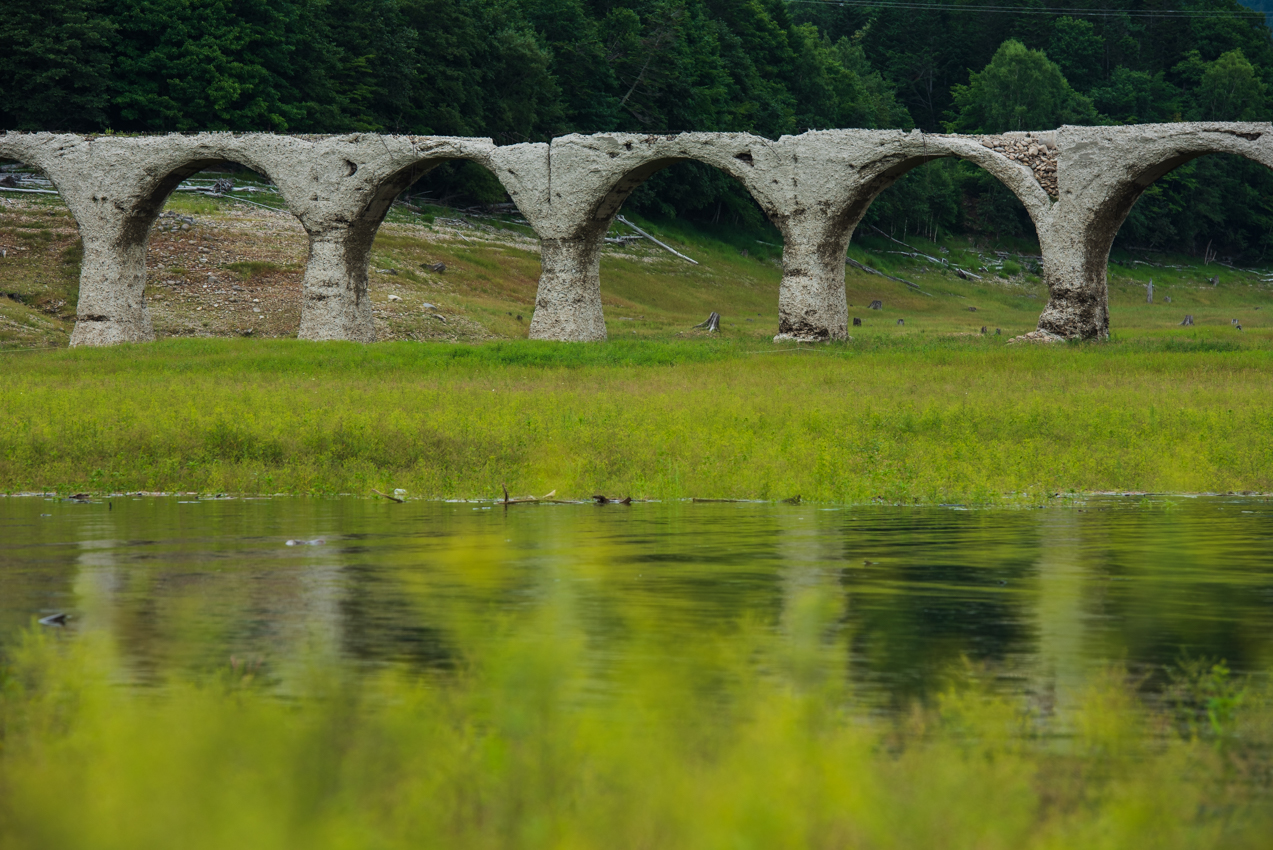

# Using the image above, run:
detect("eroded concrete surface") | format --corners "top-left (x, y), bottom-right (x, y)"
top-left (1, 123), bottom-right (1268, 345)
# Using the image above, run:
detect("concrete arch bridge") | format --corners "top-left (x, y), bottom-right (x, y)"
top-left (1, 123), bottom-right (1267, 346)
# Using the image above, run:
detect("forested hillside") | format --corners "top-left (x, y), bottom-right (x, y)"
top-left (4, 0), bottom-right (1273, 260)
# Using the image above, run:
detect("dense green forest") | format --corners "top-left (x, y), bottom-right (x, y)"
top-left (4, 0), bottom-right (1273, 259)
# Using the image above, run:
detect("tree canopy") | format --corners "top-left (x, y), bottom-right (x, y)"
top-left (3, 0), bottom-right (1273, 260)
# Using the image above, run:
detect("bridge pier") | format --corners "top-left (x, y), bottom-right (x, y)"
top-left (775, 215), bottom-right (850, 342)
top-left (1035, 234), bottom-right (1111, 340)
top-left (527, 233), bottom-right (608, 342)
top-left (69, 229), bottom-right (155, 346)
top-left (297, 226), bottom-right (379, 342)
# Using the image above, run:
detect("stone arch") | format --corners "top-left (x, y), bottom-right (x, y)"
top-left (329, 150), bottom-right (519, 264)
top-left (1070, 125), bottom-right (1271, 261)
top-left (289, 144), bottom-right (533, 341)
top-left (1037, 122), bottom-right (1273, 339)
top-left (821, 133), bottom-right (1054, 259)
top-left (561, 134), bottom-right (782, 235)
top-left (121, 150), bottom-right (300, 247)
top-left (0, 140), bottom-right (74, 204)
top-left (75, 141), bottom-right (308, 345)
top-left (528, 133), bottom-right (779, 341)
top-left (765, 130), bottom-right (1056, 341)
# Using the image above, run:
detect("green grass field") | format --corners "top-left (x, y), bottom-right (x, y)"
top-left (1, 336), bottom-right (1271, 502)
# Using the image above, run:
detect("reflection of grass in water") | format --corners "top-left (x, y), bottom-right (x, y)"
top-left (2, 594), bottom-right (1271, 848)
top-left (2, 338), bottom-right (1273, 500)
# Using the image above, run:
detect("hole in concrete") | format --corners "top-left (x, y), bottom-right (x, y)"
top-left (345, 160), bottom-right (358, 177)
top-left (735, 152), bottom-right (754, 166)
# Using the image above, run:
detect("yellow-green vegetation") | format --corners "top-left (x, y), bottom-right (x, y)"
top-left (3, 596), bottom-right (1271, 849)
top-left (0, 197), bottom-right (79, 348)
top-left (1, 336), bottom-right (1271, 501)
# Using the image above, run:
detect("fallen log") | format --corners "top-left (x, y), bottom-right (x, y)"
top-left (869, 225), bottom-right (982, 279)
top-left (846, 257), bottom-right (934, 296)
top-left (616, 216), bottom-right (699, 265)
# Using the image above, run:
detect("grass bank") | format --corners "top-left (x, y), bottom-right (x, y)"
top-left (2, 337), bottom-right (1271, 502)
top-left (3, 601), bottom-right (1271, 849)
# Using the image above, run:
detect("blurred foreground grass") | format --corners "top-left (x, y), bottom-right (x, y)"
top-left (2, 337), bottom-right (1272, 501)
top-left (3, 590), bottom-right (1272, 850)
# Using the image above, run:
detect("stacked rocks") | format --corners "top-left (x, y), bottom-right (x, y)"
top-left (981, 135), bottom-right (1059, 198)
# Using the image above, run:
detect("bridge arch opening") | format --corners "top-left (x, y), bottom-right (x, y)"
top-left (134, 157), bottom-right (308, 339)
top-left (594, 158), bottom-right (783, 332)
top-left (839, 144), bottom-right (1049, 247)
top-left (1040, 132), bottom-right (1273, 340)
top-left (846, 155), bottom-right (1048, 335)
top-left (1096, 151), bottom-right (1273, 310)
top-left (530, 149), bottom-right (785, 341)
top-left (328, 153), bottom-right (538, 341)
top-left (0, 156), bottom-right (80, 348)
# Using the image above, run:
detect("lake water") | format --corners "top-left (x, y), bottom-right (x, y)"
top-left (2, 495), bottom-right (1271, 706)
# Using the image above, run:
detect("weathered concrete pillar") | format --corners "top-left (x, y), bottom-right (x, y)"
top-left (297, 227), bottom-right (377, 343)
top-left (1034, 229), bottom-right (1110, 340)
top-left (527, 233), bottom-right (607, 342)
top-left (69, 228), bottom-right (155, 346)
top-left (775, 215), bottom-right (850, 342)
top-left (0, 134), bottom-right (159, 346)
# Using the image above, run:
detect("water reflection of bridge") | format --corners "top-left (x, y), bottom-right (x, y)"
top-left (5, 498), bottom-right (1268, 705)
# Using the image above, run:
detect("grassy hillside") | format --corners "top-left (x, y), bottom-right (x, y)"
top-left (3, 177), bottom-right (1272, 350)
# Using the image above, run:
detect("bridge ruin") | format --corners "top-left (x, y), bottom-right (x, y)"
top-left (1, 123), bottom-right (1267, 346)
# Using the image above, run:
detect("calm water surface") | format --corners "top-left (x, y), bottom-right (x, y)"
top-left (2, 496), bottom-right (1272, 705)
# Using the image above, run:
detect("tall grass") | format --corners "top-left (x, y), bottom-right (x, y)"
top-left (3, 589), bottom-right (1272, 849)
top-left (2, 338), bottom-right (1272, 501)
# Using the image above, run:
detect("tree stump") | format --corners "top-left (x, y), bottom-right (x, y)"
top-left (868, 300), bottom-right (882, 310)
top-left (691, 312), bottom-right (721, 332)
top-left (1181, 315), bottom-right (1194, 326)
top-left (852, 317), bottom-right (862, 327)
